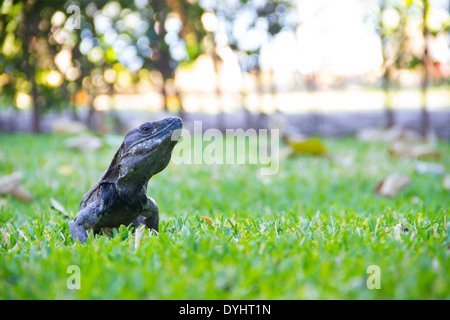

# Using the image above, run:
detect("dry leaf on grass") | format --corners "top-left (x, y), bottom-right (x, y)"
top-left (9, 185), bottom-right (32, 201)
top-left (268, 113), bottom-right (328, 157)
top-left (50, 198), bottom-right (70, 218)
top-left (356, 126), bottom-right (403, 142)
top-left (415, 161), bottom-right (446, 175)
top-left (0, 172), bottom-right (22, 195)
top-left (0, 172), bottom-right (32, 201)
top-left (357, 126), bottom-right (439, 159)
top-left (375, 174), bottom-right (411, 198)
top-left (389, 128), bottom-right (439, 159)
top-left (356, 126), bottom-right (421, 142)
top-left (285, 136), bottom-right (328, 156)
top-left (201, 216), bottom-right (215, 226)
top-left (389, 141), bottom-right (440, 159)
top-left (52, 118), bottom-right (86, 134)
top-left (64, 134), bottom-right (102, 152)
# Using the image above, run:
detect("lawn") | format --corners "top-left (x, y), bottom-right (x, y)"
top-left (0, 132), bottom-right (448, 299)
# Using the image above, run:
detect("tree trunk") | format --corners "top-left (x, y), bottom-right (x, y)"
top-left (70, 101), bottom-right (80, 122)
top-left (421, 0), bottom-right (430, 138)
top-left (87, 92), bottom-right (96, 131)
top-left (380, 0), bottom-right (394, 128)
top-left (30, 77), bottom-right (41, 133)
top-left (21, 3), bottom-right (41, 133)
top-left (241, 89), bottom-right (253, 129)
top-left (153, 0), bottom-right (171, 112)
top-left (306, 75), bottom-right (319, 136)
top-left (176, 88), bottom-right (186, 120)
top-left (211, 50), bottom-right (225, 131)
top-left (161, 83), bottom-right (169, 111)
top-left (383, 68), bottom-right (394, 128)
top-left (254, 66), bottom-right (267, 130)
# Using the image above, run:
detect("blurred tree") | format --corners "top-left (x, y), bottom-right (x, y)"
top-left (377, 0), bottom-right (445, 135)
top-left (198, 0), bottom-right (295, 129)
top-left (70, 0), bottom-right (207, 126)
top-left (379, 0), bottom-right (395, 128)
top-left (377, 0), bottom-right (410, 129)
top-left (0, 0), bottom-right (207, 132)
top-left (146, 0), bottom-right (207, 113)
top-left (1, 0), bottom-right (446, 135)
top-left (73, 0), bottom-right (130, 130)
top-left (420, 0), bottom-right (430, 137)
top-left (0, 0), bottom-right (66, 132)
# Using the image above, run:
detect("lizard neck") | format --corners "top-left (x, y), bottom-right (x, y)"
top-left (117, 179), bottom-right (150, 207)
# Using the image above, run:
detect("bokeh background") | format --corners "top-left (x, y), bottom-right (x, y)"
top-left (0, 0), bottom-right (448, 137)
top-left (1, 0), bottom-right (450, 300)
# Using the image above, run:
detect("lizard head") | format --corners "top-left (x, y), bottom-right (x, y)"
top-left (118, 117), bottom-right (182, 183)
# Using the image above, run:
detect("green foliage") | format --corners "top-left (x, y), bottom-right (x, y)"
top-left (0, 0), bottom-right (210, 112)
top-left (379, 0), bottom-right (446, 74)
top-left (0, 134), bottom-right (448, 299)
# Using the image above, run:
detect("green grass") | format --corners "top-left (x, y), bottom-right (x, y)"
top-left (0, 132), bottom-right (449, 299)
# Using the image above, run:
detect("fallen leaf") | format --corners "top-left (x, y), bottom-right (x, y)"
top-left (52, 118), bottom-right (86, 134)
top-left (10, 185), bottom-right (32, 201)
top-left (50, 198), bottom-right (70, 218)
top-left (409, 144), bottom-right (440, 159)
top-left (356, 126), bottom-right (404, 142)
top-left (285, 136), bottom-right (328, 156)
top-left (268, 113), bottom-right (328, 157)
top-left (389, 141), bottom-right (440, 159)
top-left (0, 172), bottom-right (32, 202)
top-left (375, 174), bottom-right (411, 198)
top-left (415, 161), bottom-right (446, 175)
top-left (356, 126), bottom-right (424, 142)
top-left (0, 172), bottom-right (22, 195)
top-left (64, 134), bottom-right (102, 152)
top-left (357, 126), bottom-right (440, 159)
top-left (201, 216), bottom-right (214, 226)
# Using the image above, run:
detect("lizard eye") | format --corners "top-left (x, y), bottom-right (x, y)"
top-left (140, 126), bottom-right (151, 132)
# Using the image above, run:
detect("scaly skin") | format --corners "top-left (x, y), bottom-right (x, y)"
top-left (69, 117), bottom-right (182, 243)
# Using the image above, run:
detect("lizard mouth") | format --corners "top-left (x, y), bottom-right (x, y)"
top-left (126, 118), bottom-right (182, 152)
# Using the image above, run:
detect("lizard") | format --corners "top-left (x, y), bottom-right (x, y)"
top-left (69, 117), bottom-right (182, 244)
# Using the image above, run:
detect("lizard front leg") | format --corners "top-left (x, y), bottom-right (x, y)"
top-left (69, 200), bottom-right (105, 244)
top-left (132, 197), bottom-right (159, 232)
